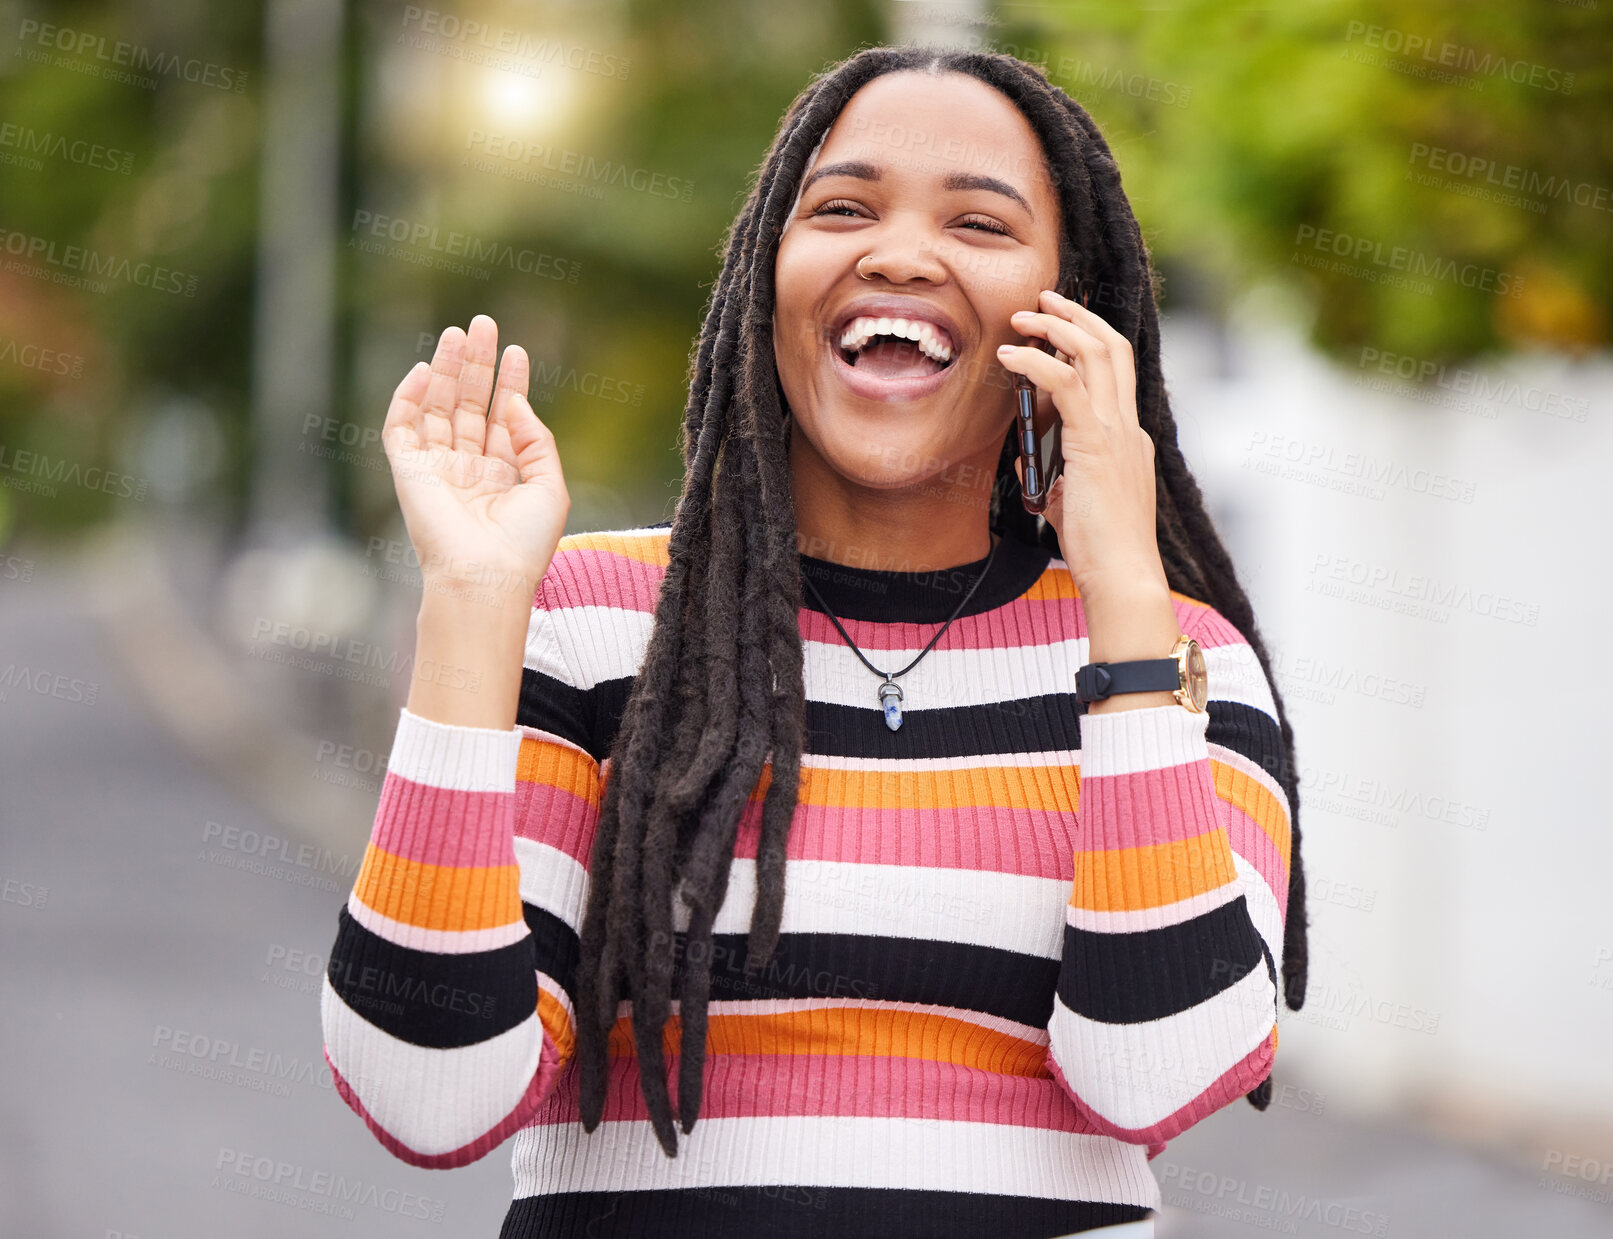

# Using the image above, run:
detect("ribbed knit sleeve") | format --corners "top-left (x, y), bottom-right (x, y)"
top-left (320, 570), bottom-right (601, 1168)
top-left (1046, 604), bottom-right (1292, 1148)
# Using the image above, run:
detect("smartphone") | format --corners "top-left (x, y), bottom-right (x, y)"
top-left (1015, 281), bottom-right (1089, 516)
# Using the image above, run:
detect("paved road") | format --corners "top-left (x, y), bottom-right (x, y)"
top-left (2, 553), bottom-right (1607, 1237)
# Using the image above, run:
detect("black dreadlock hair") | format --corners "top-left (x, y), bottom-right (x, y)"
top-left (574, 44), bottom-right (1310, 1156)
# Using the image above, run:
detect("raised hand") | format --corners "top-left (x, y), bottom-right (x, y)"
top-left (382, 315), bottom-right (570, 603)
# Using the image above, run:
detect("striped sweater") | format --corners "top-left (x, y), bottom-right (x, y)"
top-left (320, 524), bottom-right (1292, 1238)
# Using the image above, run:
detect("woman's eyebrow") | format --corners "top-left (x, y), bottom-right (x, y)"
top-left (800, 160), bottom-right (1033, 218)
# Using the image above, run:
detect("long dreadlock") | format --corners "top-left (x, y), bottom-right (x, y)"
top-left (573, 44), bottom-right (1310, 1156)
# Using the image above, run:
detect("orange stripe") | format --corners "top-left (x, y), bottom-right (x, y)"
top-left (606, 1007), bottom-right (1050, 1077)
top-left (352, 846), bottom-right (522, 933)
top-left (558, 531), bottom-right (670, 566)
top-left (537, 986), bottom-right (576, 1065)
top-left (748, 761), bottom-right (1080, 812)
top-left (1069, 827), bottom-right (1239, 913)
top-left (518, 735), bottom-right (601, 809)
top-left (1210, 758), bottom-right (1292, 870)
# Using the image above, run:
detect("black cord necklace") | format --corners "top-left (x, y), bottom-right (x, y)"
top-left (800, 534), bottom-right (1001, 732)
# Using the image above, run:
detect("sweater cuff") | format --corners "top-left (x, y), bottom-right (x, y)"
top-left (390, 707), bottom-right (522, 794)
top-left (1079, 702), bottom-right (1210, 778)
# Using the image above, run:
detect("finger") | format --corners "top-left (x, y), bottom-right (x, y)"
top-left (420, 326), bottom-right (467, 451)
top-left (382, 361), bottom-right (430, 457)
top-left (996, 342), bottom-right (1089, 408)
top-left (485, 343), bottom-right (529, 475)
top-left (503, 385), bottom-right (564, 487)
top-left (452, 314), bottom-right (499, 456)
top-left (1012, 307), bottom-right (1121, 429)
top-left (1042, 289), bottom-right (1138, 429)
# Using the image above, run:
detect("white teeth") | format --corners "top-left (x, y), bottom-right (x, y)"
top-left (836, 314), bottom-right (954, 364)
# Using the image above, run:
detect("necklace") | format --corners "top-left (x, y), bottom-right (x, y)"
top-left (800, 534), bottom-right (1001, 732)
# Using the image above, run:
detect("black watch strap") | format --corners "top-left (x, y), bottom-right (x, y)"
top-left (1074, 657), bottom-right (1181, 703)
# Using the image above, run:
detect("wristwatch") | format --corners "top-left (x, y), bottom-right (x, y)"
top-left (1074, 634), bottom-right (1208, 713)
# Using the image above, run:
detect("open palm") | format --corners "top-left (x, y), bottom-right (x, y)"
top-left (382, 315), bottom-right (570, 599)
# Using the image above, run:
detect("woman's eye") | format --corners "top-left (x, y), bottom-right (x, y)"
top-left (959, 216), bottom-right (1011, 236)
top-left (811, 200), bottom-right (864, 219)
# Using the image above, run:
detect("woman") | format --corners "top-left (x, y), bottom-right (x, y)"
top-left (321, 45), bottom-right (1307, 1239)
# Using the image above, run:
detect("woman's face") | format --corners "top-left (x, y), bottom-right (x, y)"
top-left (773, 70), bottom-right (1063, 502)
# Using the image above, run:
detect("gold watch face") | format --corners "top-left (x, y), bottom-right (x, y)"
top-left (1184, 640), bottom-right (1208, 711)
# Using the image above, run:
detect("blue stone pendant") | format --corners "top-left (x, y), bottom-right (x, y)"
top-left (878, 679), bottom-right (904, 732)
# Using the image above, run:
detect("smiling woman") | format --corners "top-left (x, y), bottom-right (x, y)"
top-left (319, 44), bottom-right (1310, 1239)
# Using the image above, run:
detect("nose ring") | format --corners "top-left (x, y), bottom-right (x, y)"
top-left (856, 255), bottom-right (875, 281)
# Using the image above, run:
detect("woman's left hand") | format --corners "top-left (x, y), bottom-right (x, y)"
top-left (998, 288), bottom-right (1167, 600)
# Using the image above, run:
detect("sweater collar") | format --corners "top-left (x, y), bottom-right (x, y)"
top-left (798, 532), bottom-right (1051, 624)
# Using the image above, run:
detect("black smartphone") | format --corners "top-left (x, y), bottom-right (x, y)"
top-left (1014, 281), bottom-right (1089, 516)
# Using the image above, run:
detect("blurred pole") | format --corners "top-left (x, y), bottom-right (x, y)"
top-left (248, 0), bottom-right (343, 541)
top-left (887, 0), bottom-right (989, 48)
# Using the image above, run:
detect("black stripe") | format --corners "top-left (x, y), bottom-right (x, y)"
top-left (1207, 698), bottom-right (1288, 790)
top-left (523, 901), bottom-right (580, 1006)
top-left (799, 533), bottom-right (1053, 622)
top-left (675, 931), bottom-right (1059, 1029)
top-left (590, 677), bottom-right (1086, 762)
top-left (326, 907), bottom-right (535, 1048)
top-left (518, 667), bottom-right (596, 757)
top-left (502, 1186), bottom-right (1149, 1238)
top-left (806, 692), bottom-right (1085, 758)
top-left (1056, 894), bottom-right (1265, 1024)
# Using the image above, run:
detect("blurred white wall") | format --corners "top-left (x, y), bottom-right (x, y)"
top-left (1162, 289), bottom-right (1612, 1134)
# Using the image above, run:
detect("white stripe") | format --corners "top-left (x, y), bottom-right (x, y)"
top-left (1201, 639), bottom-right (1278, 717)
top-left (320, 978), bottom-right (543, 1158)
top-left (1048, 964), bottom-right (1276, 1130)
top-left (674, 858), bottom-right (1068, 959)
top-left (346, 890), bottom-right (529, 954)
top-left (514, 836), bottom-right (589, 930)
top-left (1078, 702), bottom-right (1211, 778)
top-left (1233, 850), bottom-right (1284, 981)
top-left (528, 604), bottom-right (652, 689)
top-left (512, 1113), bottom-right (1160, 1207)
top-left (388, 708), bottom-right (520, 793)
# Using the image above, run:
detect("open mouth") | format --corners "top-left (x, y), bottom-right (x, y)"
top-left (836, 315), bottom-right (956, 380)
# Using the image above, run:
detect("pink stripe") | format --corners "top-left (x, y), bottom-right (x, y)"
top-left (324, 1030), bottom-right (566, 1169)
top-left (1075, 762), bottom-right (1221, 853)
top-left (524, 1052), bottom-right (1118, 1137)
top-left (734, 801), bottom-right (1080, 878)
top-left (514, 780), bottom-right (598, 867)
top-left (546, 547), bottom-right (664, 613)
top-left (1046, 1029), bottom-right (1274, 1148)
top-left (1213, 784), bottom-right (1290, 923)
top-left (371, 772), bottom-right (515, 869)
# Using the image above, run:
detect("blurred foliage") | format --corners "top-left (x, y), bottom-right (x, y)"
top-left (0, 0), bottom-right (1606, 544)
